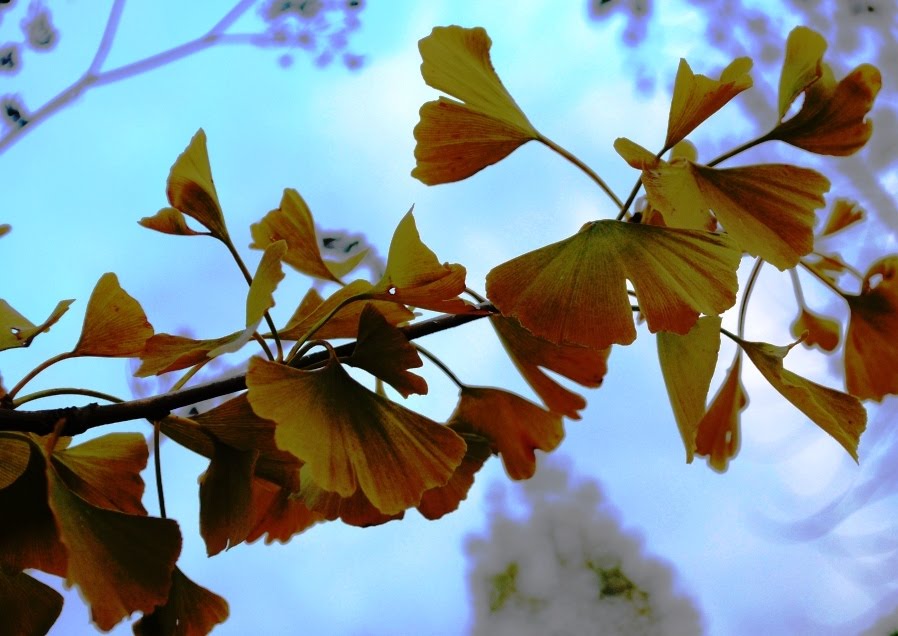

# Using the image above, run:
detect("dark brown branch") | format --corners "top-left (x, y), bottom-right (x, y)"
top-left (0, 303), bottom-right (495, 437)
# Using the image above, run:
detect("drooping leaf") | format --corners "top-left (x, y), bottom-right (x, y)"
top-left (133, 567), bottom-right (229, 636)
top-left (138, 207), bottom-right (206, 236)
top-left (246, 355), bottom-right (466, 515)
top-left (246, 479), bottom-right (322, 544)
top-left (250, 189), bottom-right (366, 282)
top-left (657, 316), bottom-right (721, 462)
top-left (136, 331), bottom-right (242, 376)
top-left (166, 129), bottom-right (229, 240)
top-left (0, 434), bottom-right (31, 489)
top-left (0, 569), bottom-right (63, 636)
top-left (736, 336), bottom-right (866, 461)
top-left (73, 273), bottom-right (154, 357)
top-left (246, 240), bottom-right (286, 329)
top-left (199, 441), bottom-right (258, 556)
top-left (777, 26), bottom-right (827, 120)
top-left (843, 256), bottom-right (898, 401)
top-left (298, 467), bottom-right (404, 527)
top-left (820, 199), bottom-right (864, 237)
top-left (418, 432), bottom-right (491, 520)
top-left (347, 304), bottom-right (427, 398)
top-left (491, 315), bottom-right (609, 419)
top-left (0, 299), bottom-right (74, 352)
top-left (616, 138), bottom-right (829, 270)
top-left (790, 307), bottom-right (841, 352)
top-left (665, 57), bottom-right (752, 148)
top-left (486, 219), bottom-right (740, 349)
top-left (413, 26), bottom-right (539, 184)
top-left (695, 355), bottom-right (748, 472)
top-left (448, 387), bottom-right (563, 480)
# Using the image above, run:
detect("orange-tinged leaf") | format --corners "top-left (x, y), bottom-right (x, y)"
top-left (247, 239), bottom-right (286, 328)
top-left (0, 434), bottom-right (31, 489)
top-left (418, 432), bottom-right (491, 520)
top-left (448, 387), bottom-right (563, 480)
top-left (138, 207), bottom-right (205, 236)
top-left (347, 304), bottom-right (427, 397)
top-left (844, 256), bottom-right (898, 401)
top-left (657, 316), bottom-right (721, 462)
top-left (0, 569), bottom-right (63, 636)
top-left (486, 220), bottom-right (740, 349)
top-left (413, 26), bottom-right (538, 185)
top-left (136, 331), bottom-right (242, 376)
top-left (199, 441), bottom-right (258, 555)
top-left (373, 210), bottom-right (470, 313)
top-left (298, 468), bottom-right (404, 527)
top-left (73, 273), bottom-right (154, 357)
top-left (777, 26), bottom-right (827, 120)
top-left (665, 57), bottom-right (753, 148)
top-left (246, 356), bottom-right (466, 515)
top-left (490, 315), bottom-right (608, 419)
top-left (803, 252), bottom-right (848, 286)
top-left (0, 299), bottom-right (74, 352)
top-left (820, 199), bottom-right (864, 237)
top-left (51, 433), bottom-right (147, 514)
top-left (246, 479), bottom-right (322, 544)
top-left (695, 355), bottom-right (748, 472)
top-left (790, 307), bottom-right (841, 352)
top-left (737, 336), bottom-right (866, 461)
top-left (133, 567), bottom-right (229, 636)
top-left (167, 129), bottom-right (229, 240)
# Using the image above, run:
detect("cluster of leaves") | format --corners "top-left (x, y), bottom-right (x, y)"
top-left (0, 22), bottom-right (890, 635)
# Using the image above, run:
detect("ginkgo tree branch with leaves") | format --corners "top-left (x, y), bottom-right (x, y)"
top-left (0, 23), bottom-right (891, 636)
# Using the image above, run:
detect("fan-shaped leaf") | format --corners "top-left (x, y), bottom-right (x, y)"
top-left (777, 26), bottom-right (827, 120)
top-left (133, 567), bottom-right (229, 636)
top-left (695, 355), bottom-right (748, 472)
top-left (0, 299), bottom-right (73, 352)
top-left (790, 307), bottom-right (841, 352)
top-left (0, 434), bottom-right (31, 489)
top-left (246, 479), bottom-right (322, 544)
top-left (73, 273), bottom-right (154, 357)
top-left (167, 129), bottom-right (228, 240)
top-left (138, 207), bottom-right (205, 236)
top-left (0, 569), bottom-right (63, 636)
top-left (417, 432), bottom-right (491, 520)
top-left (246, 240), bottom-right (286, 329)
top-left (199, 441), bottom-right (258, 556)
top-left (820, 199), bottom-right (864, 237)
top-left (298, 468), bottom-right (404, 527)
top-left (136, 331), bottom-right (242, 376)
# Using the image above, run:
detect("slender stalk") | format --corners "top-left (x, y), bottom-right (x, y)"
top-left (738, 258), bottom-right (765, 339)
top-left (789, 268), bottom-right (808, 311)
top-left (153, 420), bottom-right (167, 518)
top-left (13, 388), bottom-right (123, 408)
top-left (416, 345), bottom-right (465, 390)
top-left (537, 134), bottom-right (624, 209)
top-left (617, 178), bottom-right (643, 221)
top-left (707, 132), bottom-right (773, 167)
top-left (6, 351), bottom-right (75, 401)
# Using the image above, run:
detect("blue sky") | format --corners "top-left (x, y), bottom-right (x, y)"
top-left (2, 1), bottom-right (896, 634)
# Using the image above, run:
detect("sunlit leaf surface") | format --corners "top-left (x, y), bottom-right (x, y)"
top-left (73, 273), bottom-right (154, 357)
top-left (166, 129), bottom-right (229, 240)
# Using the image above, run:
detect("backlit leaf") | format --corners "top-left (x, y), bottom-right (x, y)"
top-left (199, 441), bottom-right (258, 556)
top-left (167, 129), bottom-right (229, 240)
top-left (138, 207), bottom-right (205, 236)
top-left (246, 355), bottom-right (466, 515)
top-left (246, 240), bottom-right (286, 329)
top-left (133, 567), bottom-right (229, 636)
top-left (0, 434), bottom-right (31, 489)
top-left (666, 57), bottom-right (752, 148)
top-left (298, 468), bottom-right (404, 527)
top-left (695, 355), bottom-right (748, 472)
top-left (820, 199), bottom-right (864, 237)
top-left (418, 432), bottom-right (491, 520)
top-left (491, 315), bottom-right (609, 419)
top-left (246, 479), bottom-right (322, 544)
top-left (790, 307), bottom-right (841, 352)
top-left (777, 26), bottom-right (826, 120)
top-left (0, 299), bottom-right (73, 352)
top-left (737, 336), bottom-right (866, 461)
top-left (0, 569), bottom-right (63, 636)
top-left (413, 26), bottom-right (538, 184)
top-left (448, 387), bottom-right (563, 480)
top-left (73, 273), bottom-right (154, 357)
top-left (486, 220), bottom-right (740, 349)
top-left (844, 256), bottom-right (898, 401)
top-left (136, 331), bottom-right (242, 376)
top-left (657, 316), bottom-right (721, 462)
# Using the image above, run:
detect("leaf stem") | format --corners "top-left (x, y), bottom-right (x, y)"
top-left (12, 388), bottom-right (124, 408)
top-left (415, 344), bottom-right (466, 390)
top-left (707, 132), bottom-right (773, 168)
top-left (6, 351), bottom-right (76, 401)
top-left (738, 257), bottom-right (765, 339)
top-left (154, 420), bottom-right (167, 518)
top-left (537, 134), bottom-right (624, 210)
top-left (789, 268), bottom-right (808, 311)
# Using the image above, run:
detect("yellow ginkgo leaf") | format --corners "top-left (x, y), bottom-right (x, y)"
top-left (347, 304), bottom-right (427, 398)
top-left (73, 273), bottom-right (154, 357)
top-left (133, 567), bottom-right (229, 636)
top-left (487, 220), bottom-right (740, 350)
top-left (665, 57), bottom-right (753, 148)
top-left (844, 256), bottom-right (898, 401)
top-left (0, 299), bottom-right (74, 352)
top-left (737, 336), bottom-right (866, 461)
top-left (803, 252), bottom-right (848, 286)
top-left (491, 315), bottom-right (609, 419)
top-left (657, 316), bottom-right (721, 462)
top-left (138, 207), bottom-right (205, 236)
top-left (298, 467), bottom-right (404, 527)
top-left (0, 224), bottom-right (9, 238)
top-left (413, 26), bottom-right (539, 185)
top-left (136, 331), bottom-right (242, 376)
top-left (820, 198), bottom-right (864, 237)
top-left (790, 307), bottom-right (841, 352)
top-left (373, 210), bottom-right (470, 313)
top-left (166, 129), bottom-right (229, 240)
top-left (0, 435), bottom-right (31, 489)
top-left (0, 569), bottom-right (63, 636)
top-left (250, 189), bottom-right (366, 282)
top-left (246, 479), bottom-right (322, 544)
top-left (777, 26), bottom-right (827, 120)
top-left (199, 441), bottom-right (258, 556)
top-left (616, 138), bottom-right (829, 270)
top-left (695, 355), bottom-right (748, 472)
top-left (417, 432), bottom-right (491, 520)
top-left (448, 387), bottom-right (563, 480)
top-left (246, 240), bottom-right (286, 329)
top-left (246, 355), bottom-right (466, 515)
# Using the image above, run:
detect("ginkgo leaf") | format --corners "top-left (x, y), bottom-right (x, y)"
top-left (246, 355), bottom-right (466, 515)
top-left (820, 199), bottom-right (864, 237)
top-left (298, 468), bottom-right (404, 527)
top-left (0, 224), bottom-right (9, 238)
top-left (73, 273), bottom-right (154, 357)
top-left (486, 220), bottom-right (740, 349)
top-left (843, 256), bottom-right (898, 401)
top-left (199, 440), bottom-right (258, 556)
top-left (736, 336), bottom-right (866, 461)
top-left (413, 26), bottom-right (539, 184)
top-left (0, 434), bottom-right (31, 489)
top-left (695, 355), bottom-right (748, 472)
top-left (803, 252), bottom-right (848, 286)
top-left (138, 207), bottom-right (206, 236)
top-left (665, 57), bottom-right (752, 148)
top-left (490, 315), bottom-right (609, 419)
top-left (448, 387), bottom-right (563, 480)
top-left (133, 567), bottom-right (229, 636)
top-left (250, 188), bottom-right (366, 282)
top-left (0, 299), bottom-right (74, 352)
top-left (657, 316), bottom-right (721, 462)
top-left (372, 210), bottom-right (470, 313)
top-left (790, 307), bottom-right (841, 352)
top-left (417, 432), bottom-right (491, 520)
top-left (777, 26), bottom-right (827, 120)
top-left (246, 479), bottom-right (322, 544)
top-left (347, 304), bottom-right (427, 397)
top-left (246, 240), bottom-right (286, 329)
top-left (51, 433), bottom-right (148, 514)
top-left (616, 138), bottom-right (829, 270)
top-left (167, 129), bottom-right (229, 240)
top-left (136, 331), bottom-right (242, 376)
top-left (0, 569), bottom-right (63, 636)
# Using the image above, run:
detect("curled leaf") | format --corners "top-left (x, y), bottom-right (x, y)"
top-left (167, 129), bottom-right (229, 239)
top-left (777, 26), bottom-right (827, 120)
top-left (0, 299), bottom-right (73, 352)
top-left (133, 567), bottom-right (229, 636)
top-left (695, 355), bottom-right (748, 472)
top-left (138, 207), bottom-right (205, 236)
top-left (790, 307), bottom-right (841, 352)
top-left (73, 273), bottom-right (154, 357)
top-left (246, 239), bottom-right (286, 329)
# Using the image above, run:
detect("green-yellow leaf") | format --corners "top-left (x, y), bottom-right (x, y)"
top-left (0, 299), bottom-right (74, 352)
top-left (167, 129), bottom-right (229, 240)
top-left (73, 273), bottom-right (154, 357)
top-left (0, 569), bottom-right (63, 636)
